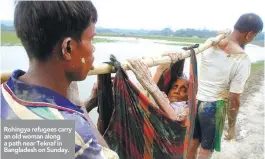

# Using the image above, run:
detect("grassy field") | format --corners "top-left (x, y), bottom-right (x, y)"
top-left (251, 60), bottom-right (264, 73)
top-left (154, 42), bottom-right (194, 46)
top-left (1, 30), bottom-right (263, 47)
top-left (1, 30), bottom-right (205, 45)
top-left (1, 31), bottom-right (116, 46)
top-left (98, 33), bottom-right (264, 47)
top-left (1, 31), bottom-right (21, 45)
top-left (98, 33), bottom-right (206, 43)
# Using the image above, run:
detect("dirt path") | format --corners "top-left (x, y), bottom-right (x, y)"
top-left (212, 67), bottom-right (264, 159)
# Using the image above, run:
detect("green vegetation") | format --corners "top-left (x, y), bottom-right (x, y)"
top-left (1, 31), bottom-right (116, 46)
top-left (93, 38), bottom-right (117, 43)
top-left (1, 30), bottom-right (263, 47)
top-left (2, 20), bottom-right (264, 46)
top-left (1, 30), bottom-right (206, 46)
top-left (98, 33), bottom-right (206, 43)
top-left (1, 31), bottom-right (21, 45)
top-left (154, 42), bottom-right (194, 46)
top-left (251, 61), bottom-right (264, 73)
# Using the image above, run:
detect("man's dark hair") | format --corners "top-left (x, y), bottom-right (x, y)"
top-left (234, 13), bottom-right (263, 33)
top-left (14, 1), bottom-right (97, 61)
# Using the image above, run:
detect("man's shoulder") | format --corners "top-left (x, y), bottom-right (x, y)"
top-left (225, 42), bottom-right (250, 65)
top-left (233, 53), bottom-right (251, 66)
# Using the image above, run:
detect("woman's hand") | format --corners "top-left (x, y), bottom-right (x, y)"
top-left (84, 82), bottom-right (99, 113)
top-left (127, 59), bottom-right (179, 121)
top-left (162, 52), bottom-right (182, 65)
top-left (127, 59), bottom-right (156, 91)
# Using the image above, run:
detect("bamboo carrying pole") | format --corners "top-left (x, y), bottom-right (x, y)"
top-left (0, 30), bottom-right (230, 83)
top-left (1, 72), bottom-right (12, 84)
top-left (87, 30), bottom-right (230, 75)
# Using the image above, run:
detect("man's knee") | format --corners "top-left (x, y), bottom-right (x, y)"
top-left (189, 139), bottom-right (200, 150)
top-left (197, 147), bottom-right (213, 159)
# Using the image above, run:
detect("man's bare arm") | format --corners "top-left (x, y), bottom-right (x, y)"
top-left (67, 82), bottom-right (83, 106)
top-left (68, 82), bottom-right (109, 147)
top-left (67, 82), bottom-right (98, 113)
top-left (84, 97), bottom-right (98, 113)
top-left (225, 92), bottom-right (240, 140)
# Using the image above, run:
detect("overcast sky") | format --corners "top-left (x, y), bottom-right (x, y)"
top-left (1, 0), bottom-right (264, 31)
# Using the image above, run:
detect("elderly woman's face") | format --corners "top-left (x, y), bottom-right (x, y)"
top-left (167, 79), bottom-right (189, 102)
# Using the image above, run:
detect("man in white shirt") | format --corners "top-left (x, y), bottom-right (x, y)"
top-left (187, 13), bottom-right (263, 159)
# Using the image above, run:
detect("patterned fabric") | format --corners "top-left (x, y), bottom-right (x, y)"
top-left (185, 48), bottom-right (198, 155)
top-left (193, 100), bottom-right (227, 152)
top-left (97, 50), bottom-right (198, 159)
top-left (97, 74), bottom-right (114, 135)
top-left (0, 70), bottom-right (118, 159)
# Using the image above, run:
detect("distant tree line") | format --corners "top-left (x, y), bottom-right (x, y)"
top-left (97, 27), bottom-right (264, 41)
top-left (2, 24), bottom-right (264, 41)
top-left (1, 24), bottom-right (14, 31)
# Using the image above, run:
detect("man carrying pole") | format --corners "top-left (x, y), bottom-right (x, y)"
top-left (187, 13), bottom-right (263, 159)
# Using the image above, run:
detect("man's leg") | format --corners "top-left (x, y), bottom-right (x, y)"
top-left (197, 147), bottom-right (213, 159)
top-left (187, 100), bottom-right (201, 159)
top-left (196, 101), bottom-right (217, 159)
top-left (187, 139), bottom-right (200, 159)
top-left (196, 100), bottom-right (227, 159)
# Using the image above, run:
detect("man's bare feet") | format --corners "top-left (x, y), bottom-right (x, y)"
top-left (224, 127), bottom-right (236, 140)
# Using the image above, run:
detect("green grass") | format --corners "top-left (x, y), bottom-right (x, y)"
top-left (98, 33), bottom-right (264, 47)
top-left (1, 31), bottom-right (116, 46)
top-left (251, 61), bottom-right (264, 73)
top-left (98, 33), bottom-right (206, 43)
top-left (2, 30), bottom-right (263, 47)
top-left (154, 42), bottom-right (194, 46)
top-left (1, 31), bottom-right (22, 45)
top-left (93, 38), bottom-right (117, 43)
top-left (1, 30), bottom-right (204, 46)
